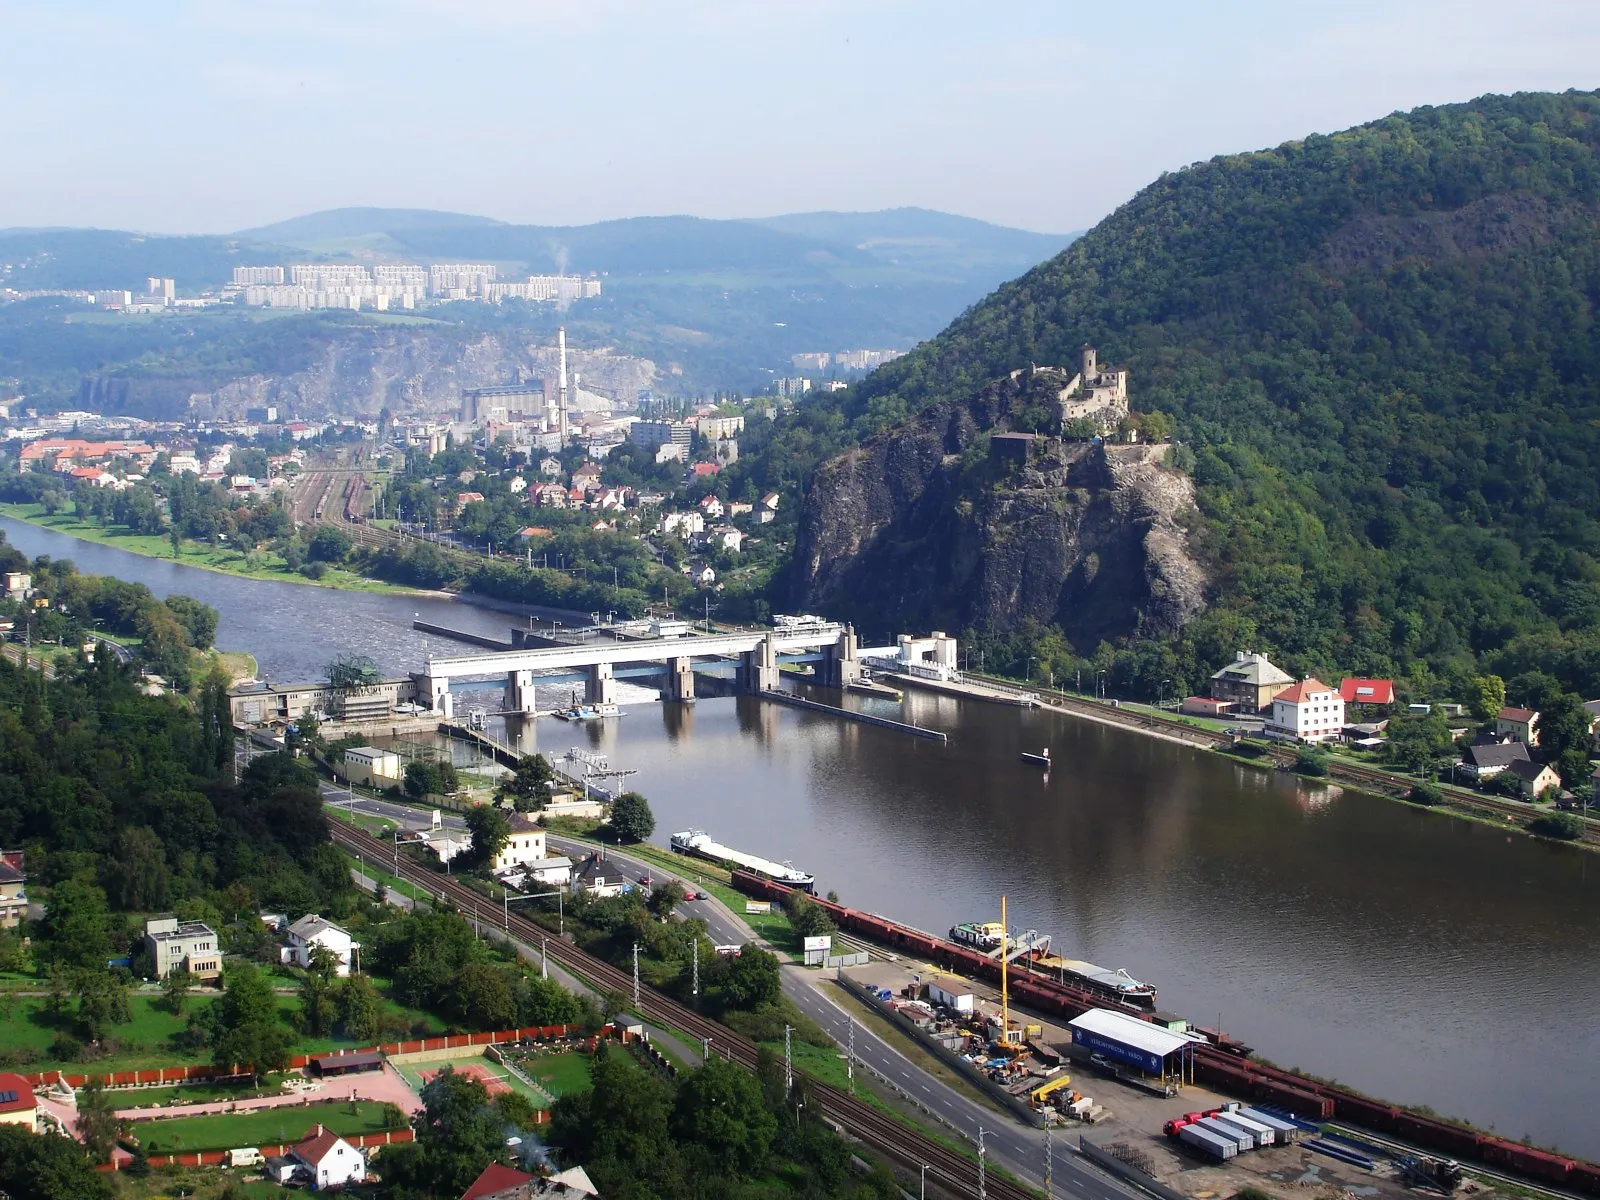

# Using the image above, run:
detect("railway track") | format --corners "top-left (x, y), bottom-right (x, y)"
top-left (328, 822), bottom-right (1037, 1200)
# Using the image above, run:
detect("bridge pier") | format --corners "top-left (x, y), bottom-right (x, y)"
top-left (585, 662), bottom-right (617, 706)
top-left (505, 669), bottom-right (537, 715)
top-left (419, 674), bottom-right (454, 720)
top-left (666, 656), bottom-right (696, 703)
top-left (817, 625), bottom-right (862, 689)
top-left (738, 635), bottom-right (779, 694)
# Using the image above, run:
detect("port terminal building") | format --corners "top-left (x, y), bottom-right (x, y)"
top-left (1069, 1007), bottom-right (1200, 1088)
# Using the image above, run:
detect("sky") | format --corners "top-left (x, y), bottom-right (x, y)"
top-left (2, 0), bottom-right (1598, 236)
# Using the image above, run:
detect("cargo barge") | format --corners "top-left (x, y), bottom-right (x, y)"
top-left (729, 867), bottom-right (1600, 1196)
top-left (1030, 953), bottom-right (1159, 1007)
top-left (670, 830), bottom-right (815, 893)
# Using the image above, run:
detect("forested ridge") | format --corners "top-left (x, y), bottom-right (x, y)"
top-left (744, 89), bottom-right (1600, 701)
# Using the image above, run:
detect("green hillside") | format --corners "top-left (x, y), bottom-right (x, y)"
top-left (759, 90), bottom-right (1600, 702)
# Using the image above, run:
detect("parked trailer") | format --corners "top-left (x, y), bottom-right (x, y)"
top-left (1216, 1109), bottom-right (1275, 1146)
top-left (1179, 1123), bottom-right (1238, 1161)
top-left (1197, 1117), bottom-right (1254, 1152)
top-left (1240, 1107), bottom-right (1301, 1143)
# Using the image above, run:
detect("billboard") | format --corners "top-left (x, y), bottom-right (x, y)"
top-left (744, 901), bottom-right (771, 915)
top-left (803, 935), bottom-right (832, 967)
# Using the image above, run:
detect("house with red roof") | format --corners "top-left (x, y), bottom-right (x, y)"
top-left (690, 461), bottom-right (721, 479)
top-left (1495, 706), bottom-right (1540, 746)
top-left (282, 1124), bottom-right (365, 1189)
top-left (1338, 678), bottom-right (1395, 707)
top-left (462, 1164), bottom-right (536, 1200)
top-left (0, 1071), bottom-right (38, 1132)
top-left (1265, 678), bottom-right (1345, 743)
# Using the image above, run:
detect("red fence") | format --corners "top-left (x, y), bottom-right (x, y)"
top-left (31, 1024), bottom-right (578, 1090)
top-left (730, 869), bottom-right (1600, 1195)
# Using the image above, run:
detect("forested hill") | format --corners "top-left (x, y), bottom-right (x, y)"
top-left (764, 89), bottom-right (1600, 701)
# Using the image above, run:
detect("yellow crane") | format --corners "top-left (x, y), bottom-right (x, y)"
top-left (1029, 1073), bottom-right (1075, 1106)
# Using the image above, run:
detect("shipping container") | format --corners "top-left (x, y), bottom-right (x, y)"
top-left (1197, 1117), bottom-right (1253, 1152)
top-left (1218, 1108), bottom-right (1276, 1146)
top-left (1239, 1107), bottom-right (1301, 1143)
top-left (1180, 1123), bottom-right (1238, 1160)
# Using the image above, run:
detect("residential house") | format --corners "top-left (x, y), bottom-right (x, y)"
top-left (463, 1164), bottom-right (538, 1200)
top-left (759, 491), bottom-right (780, 523)
top-left (340, 746), bottom-right (401, 788)
top-left (508, 476), bottom-right (528, 495)
top-left (1583, 699), bottom-right (1600, 746)
top-left (521, 856), bottom-right (573, 887)
top-left (143, 917), bottom-right (223, 980)
top-left (572, 852), bottom-right (625, 897)
top-left (288, 1126), bottom-right (366, 1190)
top-left (698, 494), bottom-right (725, 519)
top-left (0, 852), bottom-right (26, 929)
top-left (539, 456), bottom-right (563, 478)
top-left (685, 563), bottom-right (716, 586)
top-left (1338, 678), bottom-right (1396, 708)
top-left (517, 526), bottom-right (552, 542)
top-left (1507, 759), bottom-right (1561, 798)
top-left (690, 461), bottom-right (720, 479)
top-left (1495, 707), bottom-right (1540, 746)
top-left (492, 813), bottom-right (549, 873)
top-left (661, 511), bottom-right (705, 539)
top-left (0, 1072), bottom-right (38, 1132)
top-left (655, 442), bottom-right (686, 465)
top-left (455, 491), bottom-right (486, 512)
top-left (728, 501), bottom-right (754, 518)
top-left (1265, 678), bottom-right (1345, 743)
top-left (596, 487), bottom-right (631, 512)
top-left (1180, 696), bottom-right (1234, 717)
top-left (1461, 739), bottom-right (1531, 780)
top-left (284, 914), bottom-right (361, 977)
top-left (532, 483), bottom-right (569, 508)
top-left (571, 463), bottom-right (603, 492)
top-left (1209, 652), bottom-right (1295, 711)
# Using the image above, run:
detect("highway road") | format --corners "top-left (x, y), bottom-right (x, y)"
top-left (316, 783), bottom-right (1136, 1199)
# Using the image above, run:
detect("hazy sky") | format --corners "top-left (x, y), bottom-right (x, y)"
top-left (2, 0), bottom-right (1597, 235)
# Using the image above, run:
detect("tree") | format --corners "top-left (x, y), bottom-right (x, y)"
top-left (464, 803), bottom-right (511, 868)
top-left (382, 1067), bottom-right (508, 1199)
top-left (336, 973), bottom-right (383, 1044)
top-left (1468, 674), bottom-right (1507, 721)
top-left (103, 824), bottom-right (170, 910)
top-left (36, 878), bottom-right (111, 971)
top-left (1529, 813), bottom-right (1584, 840)
top-left (455, 962), bottom-right (518, 1030)
top-left (784, 892), bottom-right (836, 940)
top-left (716, 945), bottom-right (780, 1011)
top-left (498, 754), bottom-right (555, 812)
top-left (163, 594), bottom-right (218, 650)
top-left (213, 1020), bottom-right (292, 1084)
top-left (647, 881), bottom-right (685, 919)
top-left (217, 963), bottom-right (277, 1033)
top-left (405, 759), bottom-right (460, 800)
top-left (76, 1079), bottom-right (120, 1164)
top-left (515, 973), bottom-right (586, 1027)
top-left (0, 1123), bottom-right (116, 1200)
top-left (1408, 782), bottom-right (1444, 806)
top-left (308, 525), bottom-right (353, 563)
top-left (298, 961), bottom-right (338, 1038)
top-left (608, 791), bottom-right (655, 843)
top-left (76, 969), bottom-right (131, 1041)
top-left (162, 970), bottom-right (193, 1016)
top-left (672, 1057), bottom-right (777, 1177)
top-left (1386, 711), bottom-right (1452, 775)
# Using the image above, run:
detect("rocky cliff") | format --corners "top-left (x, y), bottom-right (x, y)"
top-left (792, 371), bottom-right (1206, 645)
top-left (79, 324), bottom-right (655, 421)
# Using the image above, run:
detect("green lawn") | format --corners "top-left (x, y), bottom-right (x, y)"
top-left (131, 1100), bottom-right (401, 1153)
top-left (520, 1050), bottom-right (593, 1098)
top-left (109, 1078), bottom-right (278, 1109)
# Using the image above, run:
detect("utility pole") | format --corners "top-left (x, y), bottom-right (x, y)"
top-left (691, 939), bottom-right (699, 1002)
top-left (541, 937), bottom-right (548, 979)
top-left (847, 1018), bottom-right (855, 1092)
top-left (1045, 1121), bottom-right (1054, 1199)
top-left (920, 1165), bottom-right (928, 1200)
top-left (701, 1035), bottom-right (711, 1062)
top-left (631, 943), bottom-right (640, 1006)
top-left (978, 1129), bottom-right (987, 1200)
top-left (783, 1025), bottom-right (793, 1094)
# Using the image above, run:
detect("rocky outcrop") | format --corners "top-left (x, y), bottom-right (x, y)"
top-left (792, 372), bottom-right (1206, 645)
top-left (79, 326), bottom-right (655, 421)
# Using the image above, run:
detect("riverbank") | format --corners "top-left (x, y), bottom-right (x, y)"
top-left (963, 671), bottom-right (1599, 852)
top-left (0, 503), bottom-right (424, 597)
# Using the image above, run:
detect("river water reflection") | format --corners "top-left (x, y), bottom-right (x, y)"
top-left (5, 516), bottom-right (1597, 1156)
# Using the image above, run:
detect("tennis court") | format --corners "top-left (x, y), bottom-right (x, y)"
top-left (393, 1052), bottom-right (545, 1106)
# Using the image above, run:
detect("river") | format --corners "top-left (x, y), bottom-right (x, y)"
top-left (5, 515), bottom-right (1598, 1156)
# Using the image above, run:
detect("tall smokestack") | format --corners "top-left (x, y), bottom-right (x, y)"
top-left (557, 326), bottom-right (569, 445)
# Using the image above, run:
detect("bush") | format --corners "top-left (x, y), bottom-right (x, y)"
top-left (1528, 813), bottom-right (1584, 840)
top-left (1408, 782), bottom-right (1444, 806)
top-left (48, 1033), bottom-right (84, 1061)
top-left (1293, 747), bottom-right (1330, 777)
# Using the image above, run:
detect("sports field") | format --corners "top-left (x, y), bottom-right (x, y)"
top-left (394, 1050), bottom-right (592, 1108)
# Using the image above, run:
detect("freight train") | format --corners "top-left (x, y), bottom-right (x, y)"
top-left (729, 868), bottom-right (1600, 1195)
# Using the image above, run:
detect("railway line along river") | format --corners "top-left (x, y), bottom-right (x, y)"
top-left (6, 514), bottom-right (1597, 1158)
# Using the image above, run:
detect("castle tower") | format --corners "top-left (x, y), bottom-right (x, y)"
top-left (1080, 344), bottom-right (1097, 381)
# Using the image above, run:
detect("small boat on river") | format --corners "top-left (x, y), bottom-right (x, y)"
top-left (1021, 748), bottom-right (1052, 767)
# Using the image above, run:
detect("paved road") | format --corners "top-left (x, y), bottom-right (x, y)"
top-left (319, 786), bottom-right (1133, 1199)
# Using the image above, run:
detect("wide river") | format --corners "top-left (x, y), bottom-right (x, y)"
top-left (6, 516), bottom-right (1598, 1156)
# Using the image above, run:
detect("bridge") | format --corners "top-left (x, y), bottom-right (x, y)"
top-left (412, 623), bottom-right (869, 717)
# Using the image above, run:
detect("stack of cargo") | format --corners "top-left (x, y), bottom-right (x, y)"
top-left (1166, 1103), bottom-right (1300, 1162)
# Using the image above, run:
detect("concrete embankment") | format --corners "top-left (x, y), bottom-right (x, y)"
top-left (762, 689), bottom-right (948, 743)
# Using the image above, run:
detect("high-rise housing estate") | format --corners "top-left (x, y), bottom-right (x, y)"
top-left (232, 265), bottom-right (285, 286)
top-left (430, 263), bottom-right (497, 297)
top-left (373, 264), bottom-right (429, 290)
top-left (290, 264), bottom-right (372, 288)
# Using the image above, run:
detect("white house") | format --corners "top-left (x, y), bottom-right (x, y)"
top-left (290, 1127), bottom-right (366, 1190)
top-left (284, 914), bottom-right (361, 977)
top-left (1265, 677), bottom-right (1345, 743)
top-left (340, 746), bottom-right (401, 788)
top-left (491, 813), bottom-right (549, 873)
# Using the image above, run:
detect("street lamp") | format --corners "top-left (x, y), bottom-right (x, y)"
top-left (1161, 678), bottom-right (1171, 711)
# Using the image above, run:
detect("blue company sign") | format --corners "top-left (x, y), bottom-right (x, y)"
top-left (1072, 1028), bottom-right (1162, 1074)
